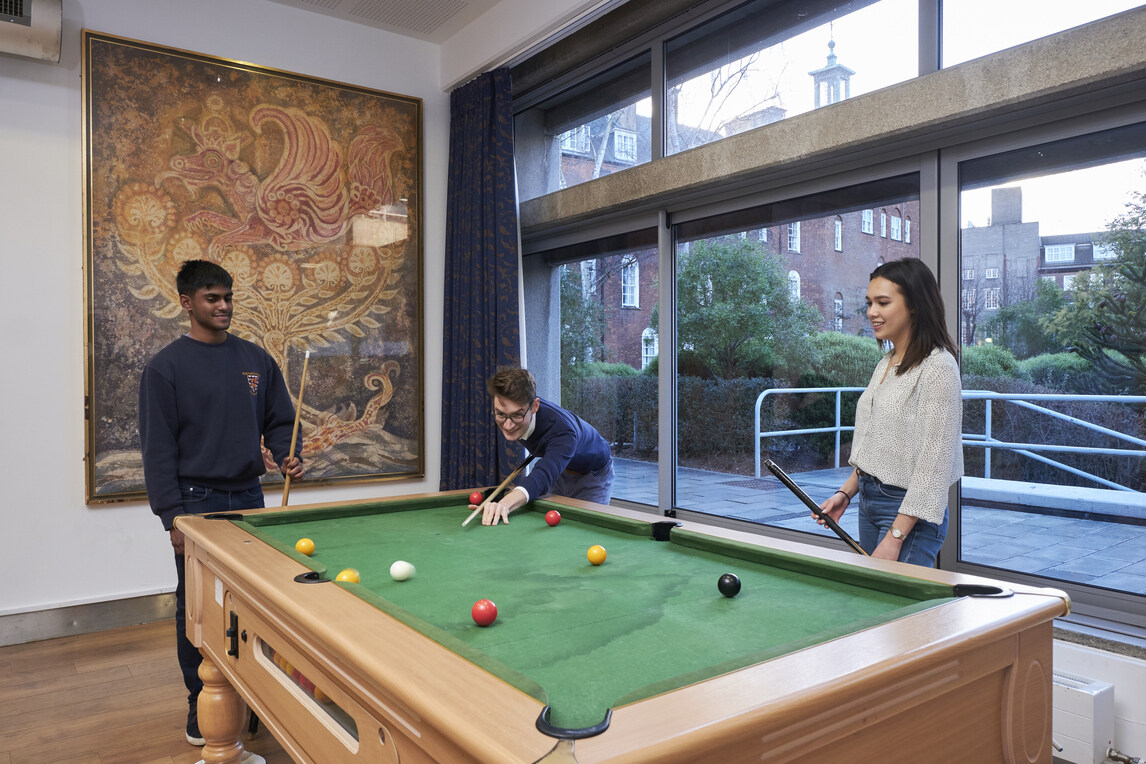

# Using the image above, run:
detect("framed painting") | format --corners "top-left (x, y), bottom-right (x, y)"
top-left (82, 30), bottom-right (424, 503)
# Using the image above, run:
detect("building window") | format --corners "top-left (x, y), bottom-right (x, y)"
top-left (560, 125), bottom-right (591, 154)
top-left (963, 269), bottom-right (974, 281)
top-left (621, 257), bottom-right (639, 308)
top-left (641, 328), bottom-right (658, 369)
top-left (1062, 273), bottom-right (1076, 291)
top-left (581, 259), bottom-right (597, 298)
top-left (861, 209), bottom-right (874, 234)
top-left (614, 128), bottom-right (637, 162)
top-left (904, 217), bottom-right (911, 244)
top-left (833, 217), bottom-right (843, 251)
top-left (788, 221), bottom-right (801, 253)
top-left (961, 288), bottom-right (976, 310)
top-left (788, 270), bottom-right (801, 300)
top-left (880, 210), bottom-right (887, 237)
top-left (833, 294), bottom-right (844, 332)
top-left (1093, 243), bottom-right (1116, 260)
top-left (984, 287), bottom-right (1001, 310)
top-left (1044, 243), bottom-right (1075, 263)
top-left (985, 268), bottom-right (999, 279)
top-left (890, 211), bottom-right (902, 241)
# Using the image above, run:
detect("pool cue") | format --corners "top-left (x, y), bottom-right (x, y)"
top-left (281, 349), bottom-right (310, 507)
top-left (462, 454), bottom-right (539, 527)
top-left (763, 459), bottom-right (869, 556)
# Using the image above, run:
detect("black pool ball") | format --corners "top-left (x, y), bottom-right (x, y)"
top-left (718, 573), bottom-right (741, 598)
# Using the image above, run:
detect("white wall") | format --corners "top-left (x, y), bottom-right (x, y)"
top-left (440, 0), bottom-right (615, 89)
top-left (1055, 641), bottom-right (1146, 757)
top-left (0, 0), bottom-right (449, 616)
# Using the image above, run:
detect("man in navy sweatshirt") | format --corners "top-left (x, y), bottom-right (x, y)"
top-left (138, 259), bottom-right (302, 746)
top-left (477, 367), bottom-right (613, 526)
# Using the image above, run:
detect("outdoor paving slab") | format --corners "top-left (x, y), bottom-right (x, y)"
top-left (1089, 572), bottom-right (1146, 595)
top-left (1118, 560), bottom-right (1146, 576)
top-left (1036, 567), bottom-right (1100, 584)
top-left (1044, 555), bottom-right (1134, 576)
top-left (959, 532), bottom-right (1021, 551)
top-left (1098, 540), bottom-right (1146, 562)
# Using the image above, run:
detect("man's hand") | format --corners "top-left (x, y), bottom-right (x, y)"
top-left (480, 500), bottom-right (513, 526)
top-left (170, 526), bottom-right (186, 556)
top-left (281, 456), bottom-right (304, 480)
top-left (475, 487), bottom-right (528, 526)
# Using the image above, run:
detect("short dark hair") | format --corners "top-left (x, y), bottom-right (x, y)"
top-left (486, 368), bottom-right (537, 405)
top-left (176, 260), bottom-right (233, 296)
top-left (870, 258), bottom-right (958, 375)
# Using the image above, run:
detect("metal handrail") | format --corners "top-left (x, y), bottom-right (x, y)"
top-left (754, 386), bottom-right (1146, 490)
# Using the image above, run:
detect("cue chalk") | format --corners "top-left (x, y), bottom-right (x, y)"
top-left (763, 459), bottom-right (869, 556)
top-left (281, 349), bottom-right (310, 507)
top-left (462, 454), bottom-right (538, 527)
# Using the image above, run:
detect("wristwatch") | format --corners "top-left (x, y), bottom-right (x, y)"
top-left (890, 527), bottom-right (907, 540)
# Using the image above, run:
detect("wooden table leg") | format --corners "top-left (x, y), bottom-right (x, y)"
top-left (197, 653), bottom-right (246, 764)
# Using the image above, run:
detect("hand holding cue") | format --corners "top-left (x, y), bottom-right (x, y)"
top-left (763, 459), bottom-right (868, 556)
top-left (462, 454), bottom-right (539, 527)
top-left (281, 349), bottom-right (310, 507)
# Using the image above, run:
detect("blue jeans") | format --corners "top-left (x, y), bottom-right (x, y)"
top-left (174, 484), bottom-right (265, 706)
top-left (550, 460), bottom-right (615, 504)
top-left (856, 474), bottom-right (947, 567)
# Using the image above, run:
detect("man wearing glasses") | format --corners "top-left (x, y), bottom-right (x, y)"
top-left (479, 367), bottom-right (614, 526)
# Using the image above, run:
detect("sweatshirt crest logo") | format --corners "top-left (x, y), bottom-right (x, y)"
top-left (242, 372), bottom-right (260, 396)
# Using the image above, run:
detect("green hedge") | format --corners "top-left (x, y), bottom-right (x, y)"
top-left (563, 375), bottom-right (790, 458)
top-left (1016, 353), bottom-right (1093, 393)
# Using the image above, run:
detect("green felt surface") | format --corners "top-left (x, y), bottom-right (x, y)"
top-left (237, 498), bottom-right (955, 731)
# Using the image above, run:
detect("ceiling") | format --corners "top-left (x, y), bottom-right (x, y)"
top-left (264, 0), bottom-right (503, 44)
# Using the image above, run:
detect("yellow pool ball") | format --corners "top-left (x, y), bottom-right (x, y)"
top-left (294, 538), bottom-right (316, 556)
top-left (587, 545), bottom-right (607, 566)
top-left (335, 568), bottom-right (360, 583)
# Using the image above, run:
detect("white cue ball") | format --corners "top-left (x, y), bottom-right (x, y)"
top-left (389, 560), bottom-right (415, 581)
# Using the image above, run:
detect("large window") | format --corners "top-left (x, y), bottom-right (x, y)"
top-left (515, 53), bottom-right (652, 201)
top-left (514, 0), bottom-right (1146, 625)
top-left (957, 122), bottom-right (1146, 598)
top-left (664, 0), bottom-right (916, 155)
top-left (535, 230), bottom-right (660, 506)
top-left (671, 175), bottom-right (920, 520)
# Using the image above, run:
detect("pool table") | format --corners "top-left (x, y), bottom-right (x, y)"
top-left (177, 491), bottom-right (1069, 764)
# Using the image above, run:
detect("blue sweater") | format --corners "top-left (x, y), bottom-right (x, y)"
top-left (139, 334), bottom-right (297, 530)
top-left (516, 398), bottom-right (611, 499)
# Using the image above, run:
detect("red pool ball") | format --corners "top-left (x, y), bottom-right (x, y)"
top-left (545, 510), bottom-right (561, 526)
top-left (472, 599), bottom-right (498, 627)
top-left (469, 491), bottom-right (484, 505)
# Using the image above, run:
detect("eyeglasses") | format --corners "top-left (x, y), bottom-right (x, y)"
top-left (494, 409), bottom-right (529, 423)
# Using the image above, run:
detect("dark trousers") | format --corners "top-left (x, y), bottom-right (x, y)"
top-left (173, 483), bottom-right (265, 707)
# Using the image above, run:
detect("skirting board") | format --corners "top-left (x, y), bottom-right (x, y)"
top-left (0, 593), bottom-right (175, 647)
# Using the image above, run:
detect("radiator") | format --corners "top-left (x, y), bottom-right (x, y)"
top-left (1053, 670), bottom-right (1115, 764)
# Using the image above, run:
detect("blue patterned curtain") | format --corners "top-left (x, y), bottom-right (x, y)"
top-left (440, 69), bottom-right (523, 491)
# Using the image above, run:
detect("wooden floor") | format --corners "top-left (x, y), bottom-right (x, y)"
top-left (0, 620), bottom-right (291, 764)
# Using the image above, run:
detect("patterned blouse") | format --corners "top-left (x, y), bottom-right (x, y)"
top-left (850, 347), bottom-right (963, 525)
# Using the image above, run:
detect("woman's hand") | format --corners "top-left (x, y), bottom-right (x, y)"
top-left (814, 491), bottom-right (849, 526)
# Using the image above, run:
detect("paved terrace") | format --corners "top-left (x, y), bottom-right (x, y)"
top-left (611, 457), bottom-right (1146, 595)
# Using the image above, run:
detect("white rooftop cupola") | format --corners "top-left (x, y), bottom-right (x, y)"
top-left (809, 40), bottom-right (855, 107)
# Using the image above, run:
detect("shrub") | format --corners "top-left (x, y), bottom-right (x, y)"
top-left (961, 344), bottom-right (1020, 379)
top-left (582, 362), bottom-right (639, 378)
top-left (1016, 353), bottom-right (1093, 393)
top-left (783, 331), bottom-right (884, 387)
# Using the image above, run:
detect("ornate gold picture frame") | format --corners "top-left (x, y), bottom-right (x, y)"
top-left (82, 31), bottom-right (424, 503)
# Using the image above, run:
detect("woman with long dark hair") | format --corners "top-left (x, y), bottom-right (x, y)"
top-left (816, 258), bottom-right (962, 566)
